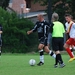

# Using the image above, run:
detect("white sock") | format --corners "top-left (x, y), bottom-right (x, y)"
top-left (70, 47), bottom-right (72, 50)
top-left (49, 50), bottom-right (56, 58)
top-left (73, 46), bottom-right (75, 50)
top-left (39, 49), bottom-right (44, 63)
top-left (40, 55), bottom-right (44, 63)
top-left (39, 49), bottom-right (43, 52)
top-left (72, 52), bottom-right (74, 57)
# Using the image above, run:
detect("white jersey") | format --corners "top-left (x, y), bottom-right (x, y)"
top-left (69, 23), bottom-right (75, 38)
top-left (65, 22), bottom-right (69, 31)
top-left (65, 21), bottom-right (74, 32)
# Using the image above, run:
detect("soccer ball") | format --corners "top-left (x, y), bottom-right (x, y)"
top-left (29, 59), bottom-right (36, 66)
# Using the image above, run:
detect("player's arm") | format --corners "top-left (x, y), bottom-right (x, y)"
top-left (49, 23), bottom-right (54, 33)
top-left (44, 25), bottom-right (48, 39)
top-left (27, 24), bottom-right (37, 35)
top-left (0, 31), bottom-right (2, 34)
top-left (27, 30), bottom-right (33, 35)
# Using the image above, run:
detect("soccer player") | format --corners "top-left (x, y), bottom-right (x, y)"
top-left (27, 14), bottom-right (56, 66)
top-left (65, 14), bottom-right (75, 57)
top-left (0, 24), bottom-right (3, 56)
top-left (51, 12), bottom-right (65, 68)
top-left (64, 15), bottom-right (75, 62)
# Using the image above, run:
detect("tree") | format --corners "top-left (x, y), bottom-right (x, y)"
top-left (0, 7), bottom-right (38, 53)
top-left (34, 0), bottom-right (75, 22)
top-left (0, 0), bottom-right (9, 9)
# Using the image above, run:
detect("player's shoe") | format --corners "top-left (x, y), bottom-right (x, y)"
top-left (68, 57), bottom-right (75, 62)
top-left (37, 61), bottom-right (44, 66)
top-left (59, 63), bottom-right (65, 68)
top-left (54, 64), bottom-right (58, 68)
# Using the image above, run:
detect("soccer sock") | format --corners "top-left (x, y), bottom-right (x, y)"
top-left (70, 48), bottom-right (74, 56)
top-left (0, 51), bottom-right (1, 56)
top-left (73, 46), bottom-right (75, 50)
top-left (39, 49), bottom-right (44, 63)
top-left (49, 50), bottom-right (56, 58)
top-left (0, 47), bottom-right (1, 56)
top-left (66, 48), bottom-right (74, 58)
top-left (55, 55), bottom-right (58, 65)
top-left (56, 54), bottom-right (63, 64)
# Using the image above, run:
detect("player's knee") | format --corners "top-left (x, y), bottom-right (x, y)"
top-left (44, 46), bottom-right (50, 53)
top-left (38, 46), bottom-right (42, 50)
top-left (63, 44), bottom-right (68, 49)
top-left (55, 51), bottom-right (60, 54)
top-left (38, 44), bottom-right (44, 50)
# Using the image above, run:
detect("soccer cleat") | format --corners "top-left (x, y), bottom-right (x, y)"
top-left (59, 63), bottom-right (65, 68)
top-left (54, 64), bottom-right (58, 68)
top-left (37, 61), bottom-right (44, 66)
top-left (68, 57), bottom-right (75, 62)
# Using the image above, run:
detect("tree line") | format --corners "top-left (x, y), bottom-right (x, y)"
top-left (0, 7), bottom-right (38, 53)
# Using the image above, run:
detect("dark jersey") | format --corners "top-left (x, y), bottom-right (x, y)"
top-left (32, 20), bottom-right (50, 40)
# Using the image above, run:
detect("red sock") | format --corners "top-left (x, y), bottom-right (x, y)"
top-left (66, 48), bottom-right (74, 58)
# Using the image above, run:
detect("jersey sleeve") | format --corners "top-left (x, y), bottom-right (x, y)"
top-left (62, 24), bottom-right (65, 33)
top-left (49, 23), bottom-right (54, 33)
top-left (32, 22), bottom-right (38, 32)
top-left (44, 25), bottom-right (48, 39)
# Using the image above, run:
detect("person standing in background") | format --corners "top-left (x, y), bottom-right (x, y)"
top-left (51, 12), bottom-right (65, 68)
top-left (64, 14), bottom-right (75, 62)
top-left (0, 24), bottom-right (3, 56)
top-left (65, 14), bottom-right (75, 57)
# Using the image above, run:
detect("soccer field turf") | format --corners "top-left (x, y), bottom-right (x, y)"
top-left (0, 54), bottom-right (75, 75)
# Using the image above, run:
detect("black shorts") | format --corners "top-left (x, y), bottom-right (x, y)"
top-left (0, 40), bottom-right (2, 46)
top-left (39, 37), bottom-right (47, 46)
top-left (52, 37), bottom-right (64, 51)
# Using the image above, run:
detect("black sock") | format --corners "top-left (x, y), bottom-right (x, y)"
top-left (56, 54), bottom-right (63, 64)
top-left (55, 55), bottom-right (58, 65)
top-left (0, 50), bottom-right (1, 56)
top-left (40, 51), bottom-right (44, 56)
top-left (49, 51), bottom-right (56, 58)
top-left (39, 50), bottom-right (44, 63)
top-left (71, 48), bottom-right (73, 52)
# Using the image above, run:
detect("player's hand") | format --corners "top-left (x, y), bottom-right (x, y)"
top-left (27, 31), bottom-right (31, 35)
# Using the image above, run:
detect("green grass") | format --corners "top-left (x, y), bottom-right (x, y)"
top-left (0, 54), bottom-right (75, 75)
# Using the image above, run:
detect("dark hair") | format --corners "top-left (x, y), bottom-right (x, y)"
top-left (65, 14), bottom-right (73, 19)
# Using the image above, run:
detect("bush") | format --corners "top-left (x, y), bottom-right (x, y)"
top-left (0, 7), bottom-right (38, 53)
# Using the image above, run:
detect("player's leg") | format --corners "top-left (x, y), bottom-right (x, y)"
top-left (58, 38), bottom-right (65, 68)
top-left (0, 40), bottom-right (2, 56)
top-left (44, 38), bottom-right (56, 58)
top-left (37, 44), bottom-right (44, 66)
top-left (52, 38), bottom-right (65, 68)
top-left (44, 46), bottom-right (56, 58)
top-left (70, 45), bottom-right (74, 57)
top-left (64, 38), bottom-right (75, 62)
top-left (0, 47), bottom-right (1, 56)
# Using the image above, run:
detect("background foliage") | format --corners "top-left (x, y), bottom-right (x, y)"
top-left (34, 0), bottom-right (75, 22)
top-left (0, 0), bottom-right (75, 53)
top-left (0, 7), bottom-right (38, 53)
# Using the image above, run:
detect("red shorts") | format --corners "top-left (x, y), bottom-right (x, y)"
top-left (66, 38), bottom-right (75, 46)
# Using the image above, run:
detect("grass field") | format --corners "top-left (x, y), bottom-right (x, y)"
top-left (0, 53), bottom-right (75, 75)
